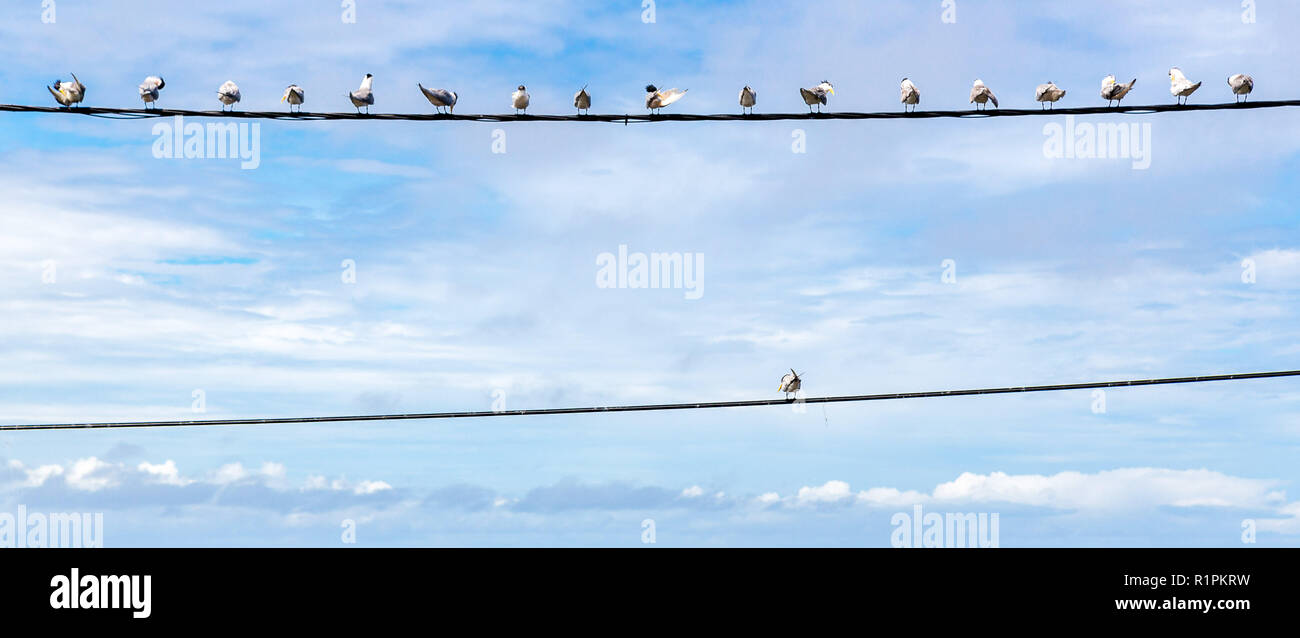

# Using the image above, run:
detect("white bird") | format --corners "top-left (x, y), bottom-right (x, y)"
top-left (1035, 81), bottom-right (1066, 109)
top-left (1101, 75), bottom-right (1136, 107)
top-left (778, 369), bottom-right (803, 400)
top-left (419, 83), bottom-right (457, 114)
top-left (138, 75), bottom-right (165, 110)
top-left (1169, 67), bottom-right (1201, 105)
top-left (899, 78), bottom-right (920, 113)
top-left (349, 73), bottom-right (374, 114)
top-left (512, 85), bottom-right (530, 114)
top-left (799, 81), bottom-right (834, 113)
top-left (739, 85), bottom-right (757, 115)
top-left (969, 79), bottom-right (998, 110)
top-left (574, 85), bottom-right (591, 115)
top-left (645, 84), bottom-right (687, 113)
top-left (217, 80), bottom-right (241, 111)
top-left (1228, 74), bottom-right (1254, 103)
top-left (281, 84), bottom-right (305, 112)
top-left (48, 73), bottom-right (85, 108)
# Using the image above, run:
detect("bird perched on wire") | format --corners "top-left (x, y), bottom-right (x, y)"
top-left (349, 74), bottom-right (375, 114)
top-left (778, 370), bottom-right (803, 400)
top-left (645, 85), bottom-right (687, 114)
top-left (138, 76), bottom-right (165, 110)
top-left (1228, 74), bottom-right (1254, 103)
top-left (419, 84), bottom-right (457, 114)
top-left (800, 81), bottom-right (834, 113)
top-left (281, 84), bottom-right (305, 112)
top-left (739, 85), bottom-right (757, 115)
top-left (47, 73), bottom-right (85, 108)
top-left (1101, 75), bottom-right (1136, 107)
top-left (573, 85), bottom-right (591, 115)
top-left (969, 79), bottom-right (998, 110)
top-left (1035, 81), bottom-right (1065, 109)
top-left (899, 78), bottom-right (920, 113)
top-left (512, 85), bottom-right (530, 114)
top-left (1169, 67), bottom-right (1201, 105)
top-left (217, 81), bottom-right (241, 111)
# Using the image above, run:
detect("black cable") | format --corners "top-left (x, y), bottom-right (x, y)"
top-left (2, 100), bottom-right (1297, 123)
top-left (2, 369), bottom-right (1295, 431)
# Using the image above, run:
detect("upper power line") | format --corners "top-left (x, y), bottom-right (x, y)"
top-left (2, 369), bottom-right (1296, 432)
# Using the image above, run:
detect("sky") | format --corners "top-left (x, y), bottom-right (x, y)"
top-left (1, 0), bottom-right (1299, 547)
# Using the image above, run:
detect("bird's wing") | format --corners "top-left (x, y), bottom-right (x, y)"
top-left (800, 87), bottom-right (816, 103)
top-left (657, 88), bottom-right (687, 106)
top-left (988, 89), bottom-right (999, 107)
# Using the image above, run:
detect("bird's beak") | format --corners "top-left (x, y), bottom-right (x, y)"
top-left (281, 95), bottom-right (286, 102)
top-left (828, 87), bottom-right (835, 95)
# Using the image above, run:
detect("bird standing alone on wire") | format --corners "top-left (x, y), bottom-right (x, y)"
top-left (739, 85), bottom-right (757, 115)
top-left (1229, 74), bottom-right (1254, 103)
top-left (1035, 81), bottom-right (1065, 109)
top-left (574, 85), bottom-right (591, 115)
top-left (778, 370), bottom-right (803, 400)
top-left (419, 84), bottom-right (457, 114)
top-left (900, 78), bottom-right (920, 113)
top-left (969, 79), bottom-right (998, 110)
top-left (349, 74), bottom-right (374, 113)
top-left (217, 80), bottom-right (241, 111)
top-left (48, 73), bottom-right (85, 108)
top-left (512, 85), bottom-right (530, 114)
top-left (281, 84), bottom-right (305, 112)
top-left (1101, 75), bottom-right (1136, 107)
top-left (138, 76), bottom-right (164, 110)
top-left (800, 81), bottom-right (834, 113)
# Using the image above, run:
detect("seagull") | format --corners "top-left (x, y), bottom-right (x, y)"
top-left (574, 85), bottom-right (591, 115)
top-left (739, 85), bottom-right (757, 115)
top-left (512, 85), bottom-right (530, 114)
top-left (1101, 75), bottom-right (1136, 107)
top-left (800, 81), bottom-right (834, 113)
top-left (1035, 81), bottom-right (1066, 109)
top-left (281, 84), bottom-right (305, 112)
top-left (1228, 74), bottom-right (1254, 103)
top-left (217, 80), bottom-right (241, 111)
top-left (349, 73), bottom-right (374, 114)
top-left (900, 78), bottom-right (920, 113)
top-left (419, 83), bottom-right (457, 114)
top-left (969, 79), bottom-right (998, 110)
top-left (138, 76), bottom-right (165, 110)
top-left (778, 369), bottom-right (803, 400)
top-left (645, 84), bottom-right (687, 114)
top-left (48, 73), bottom-right (85, 108)
top-left (1169, 67), bottom-right (1201, 105)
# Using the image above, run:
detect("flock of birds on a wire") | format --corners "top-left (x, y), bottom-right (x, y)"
top-left (41, 68), bottom-right (1259, 115)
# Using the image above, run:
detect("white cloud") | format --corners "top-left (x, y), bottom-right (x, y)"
top-left (137, 460), bottom-right (192, 486)
top-left (794, 468), bottom-right (1288, 513)
top-left (795, 480), bottom-right (854, 504)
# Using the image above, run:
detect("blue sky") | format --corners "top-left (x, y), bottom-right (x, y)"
top-left (2, 0), bottom-right (1300, 546)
